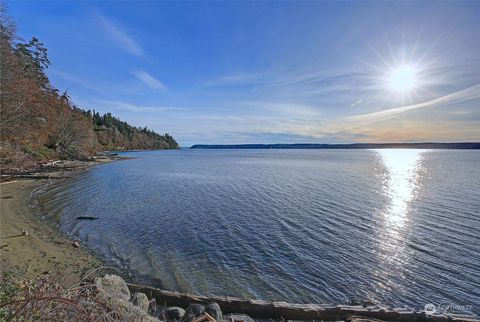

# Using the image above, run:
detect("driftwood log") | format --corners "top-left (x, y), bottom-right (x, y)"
top-left (127, 283), bottom-right (478, 322)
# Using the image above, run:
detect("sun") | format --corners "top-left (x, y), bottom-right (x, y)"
top-left (388, 65), bottom-right (417, 92)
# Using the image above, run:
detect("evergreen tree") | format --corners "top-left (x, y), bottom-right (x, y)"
top-left (15, 37), bottom-right (50, 88)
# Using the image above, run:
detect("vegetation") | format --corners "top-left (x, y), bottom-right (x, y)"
top-left (0, 5), bottom-right (178, 171)
top-left (0, 270), bottom-right (152, 322)
top-left (88, 111), bottom-right (178, 150)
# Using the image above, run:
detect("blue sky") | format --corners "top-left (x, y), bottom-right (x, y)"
top-left (9, 1), bottom-right (480, 146)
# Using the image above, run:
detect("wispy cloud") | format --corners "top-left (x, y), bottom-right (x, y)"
top-left (94, 99), bottom-right (189, 113)
top-left (206, 69), bottom-right (369, 91)
top-left (96, 13), bottom-right (143, 56)
top-left (132, 70), bottom-right (167, 91)
top-left (52, 70), bottom-right (108, 95)
top-left (350, 99), bottom-right (364, 108)
top-left (205, 73), bottom-right (263, 87)
top-left (349, 84), bottom-right (480, 121)
top-left (235, 101), bottom-right (323, 120)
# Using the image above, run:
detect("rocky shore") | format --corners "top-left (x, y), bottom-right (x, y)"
top-left (0, 153), bottom-right (123, 182)
top-left (94, 274), bottom-right (251, 322)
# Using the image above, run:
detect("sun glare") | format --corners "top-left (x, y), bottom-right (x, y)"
top-left (388, 65), bottom-right (417, 92)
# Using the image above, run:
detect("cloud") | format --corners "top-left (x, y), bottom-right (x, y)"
top-left (205, 73), bottom-right (262, 87)
top-left (178, 89), bottom-right (480, 144)
top-left (52, 70), bottom-right (108, 95)
top-left (96, 14), bottom-right (143, 56)
top-left (206, 69), bottom-right (369, 92)
top-left (94, 99), bottom-right (190, 113)
top-left (350, 99), bottom-right (364, 108)
top-left (349, 83), bottom-right (480, 121)
top-left (132, 70), bottom-right (167, 91)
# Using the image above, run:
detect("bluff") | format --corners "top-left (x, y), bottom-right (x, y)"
top-left (0, 11), bottom-right (178, 171)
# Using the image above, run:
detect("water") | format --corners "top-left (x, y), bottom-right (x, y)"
top-left (33, 149), bottom-right (480, 313)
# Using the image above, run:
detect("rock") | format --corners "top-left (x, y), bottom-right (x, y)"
top-left (180, 313), bottom-right (195, 322)
top-left (184, 303), bottom-right (205, 317)
top-left (133, 313), bottom-right (161, 322)
top-left (95, 275), bottom-right (160, 321)
top-left (72, 241), bottom-right (79, 248)
top-left (132, 292), bottom-right (149, 313)
top-left (224, 314), bottom-right (254, 322)
top-left (95, 274), bottom-right (130, 301)
top-left (165, 306), bottom-right (185, 321)
top-left (205, 302), bottom-right (222, 320)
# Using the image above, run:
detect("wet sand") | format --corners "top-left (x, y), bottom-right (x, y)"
top-left (0, 179), bottom-right (101, 280)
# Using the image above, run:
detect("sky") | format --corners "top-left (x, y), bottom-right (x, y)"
top-left (8, 1), bottom-right (480, 146)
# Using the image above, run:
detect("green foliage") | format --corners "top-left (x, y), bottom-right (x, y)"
top-left (15, 37), bottom-right (51, 88)
top-left (85, 109), bottom-right (179, 150)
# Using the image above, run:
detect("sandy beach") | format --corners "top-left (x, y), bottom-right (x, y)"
top-left (0, 179), bottom-right (101, 280)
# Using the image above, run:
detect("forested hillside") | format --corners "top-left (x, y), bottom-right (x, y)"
top-left (0, 8), bottom-right (178, 170)
top-left (89, 111), bottom-right (178, 150)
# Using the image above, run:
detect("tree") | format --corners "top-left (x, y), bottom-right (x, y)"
top-left (0, 1), bottom-right (16, 43)
top-left (15, 37), bottom-right (51, 88)
top-left (1, 4), bottom-right (178, 168)
top-left (0, 13), bottom-right (42, 141)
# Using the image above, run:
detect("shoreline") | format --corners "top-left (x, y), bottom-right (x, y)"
top-left (0, 179), bottom-right (101, 280)
top-left (2, 157), bottom-right (479, 321)
top-left (0, 157), bottom-right (124, 281)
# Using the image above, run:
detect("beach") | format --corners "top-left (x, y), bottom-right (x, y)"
top-left (0, 179), bottom-right (101, 281)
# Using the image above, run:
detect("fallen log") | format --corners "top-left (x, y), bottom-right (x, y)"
top-left (127, 283), bottom-right (478, 321)
top-left (76, 216), bottom-right (99, 220)
top-left (0, 180), bottom-right (17, 185)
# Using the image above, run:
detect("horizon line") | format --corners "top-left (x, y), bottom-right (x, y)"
top-left (187, 142), bottom-right (480, 149)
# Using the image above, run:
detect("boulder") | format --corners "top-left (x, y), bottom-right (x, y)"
top-left (95, 274), bottom-right (130, 301)
top-left (180, 313), bottom-right (195, 322)
top-left (132, 292), bottom-right (149, 313)
top-left (184, 304), bottom-right (205, 317)
top-left (224, 314), bottom-right (254, 322)
top-left (165, 306), bottom-right (185, 321)
top-left (95, 275), bottom-right (160, 321)
top-left (205, 302), bottom-right (222, 320)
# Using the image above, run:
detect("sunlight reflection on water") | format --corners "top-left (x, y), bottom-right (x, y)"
top-left (371, 149), bottom-right (427, 297)
top-left (377, 149), bottom-right (425, 228)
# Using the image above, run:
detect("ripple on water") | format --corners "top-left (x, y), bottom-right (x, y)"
top-left (32, 149), bottom-right (480, 314)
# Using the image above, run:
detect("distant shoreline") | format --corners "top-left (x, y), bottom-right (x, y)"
top-left (190, 142), bottom-right (480, 149)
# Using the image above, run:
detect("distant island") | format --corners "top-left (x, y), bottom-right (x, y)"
top-left (190, 142), bottom-right (480, 149)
